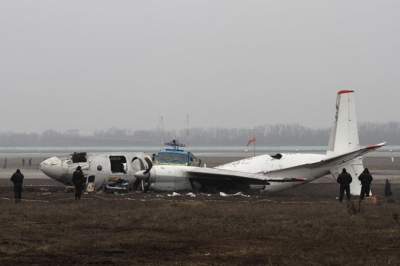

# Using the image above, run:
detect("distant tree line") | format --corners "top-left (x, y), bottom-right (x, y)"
top-left (0, 122), bottom-right (397, 147)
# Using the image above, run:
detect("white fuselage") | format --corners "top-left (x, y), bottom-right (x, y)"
top-left (140, 153), bottom-right (329, 193)
top-left (39, 152), bottom-right (148, 190)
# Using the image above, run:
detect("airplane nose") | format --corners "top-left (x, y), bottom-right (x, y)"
top-left (39, 156), bottom-right (65, 180)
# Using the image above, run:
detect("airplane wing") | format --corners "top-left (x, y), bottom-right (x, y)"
top-left (187, 167), bottom-right (306, 185)
top-left (187, 142), bottom-right (385, 185)
top-left (262, 142), bottom-right (386, 173)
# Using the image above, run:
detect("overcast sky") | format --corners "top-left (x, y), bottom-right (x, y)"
top-left (1, 1), bottom-right (399, 135)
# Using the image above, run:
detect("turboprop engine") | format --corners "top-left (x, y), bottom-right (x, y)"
top-left (133, 157), bottom-right (193, 192)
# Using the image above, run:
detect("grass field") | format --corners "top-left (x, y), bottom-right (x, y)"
top-left (1, 181), bottom-right (399, 266)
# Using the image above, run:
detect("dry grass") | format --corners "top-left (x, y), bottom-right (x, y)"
top-left (0, 182), bottom-right (399, 266)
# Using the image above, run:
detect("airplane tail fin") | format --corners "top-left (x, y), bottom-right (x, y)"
top-left (326, 90), bottom-right (359, 156)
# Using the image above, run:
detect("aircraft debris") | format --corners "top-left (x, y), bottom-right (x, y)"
top-left (219, 192), bottom-right (250, 197)
top-left (65, 186), bottom-right (74, 193)
top-left (168, 192), bottom-right (180, 197)
top-left (86, 182), bottom-right (95, 193)
top-left (37, 192), bottom-right (51, 197)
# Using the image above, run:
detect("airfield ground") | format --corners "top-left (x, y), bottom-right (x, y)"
top-left (0, 153), bottom-right (399, 265)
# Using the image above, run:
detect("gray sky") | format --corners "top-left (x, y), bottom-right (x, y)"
top-left (1, 1), bottom-right (399, 135)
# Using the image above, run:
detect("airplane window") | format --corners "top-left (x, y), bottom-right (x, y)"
top-left (97, 165), bottom-right (102, 171)
top-left (109, 156), bottom-right (127, 173)
top-left (158, 153), bottom-right (186, 164)
top-left (88, 175), bottom-right (95, 182)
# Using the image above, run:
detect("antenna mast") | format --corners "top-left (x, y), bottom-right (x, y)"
top-left (186, 114), bottom-right (189, 147)
top-left (160, 116), bottom-right (164, 149)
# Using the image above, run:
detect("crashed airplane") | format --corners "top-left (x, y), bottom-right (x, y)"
top-left (40, 90), bottom-right (385, 195)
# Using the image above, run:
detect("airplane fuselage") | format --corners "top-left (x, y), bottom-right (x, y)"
top-left (40, 152), bottom-right (148, 190)
top-left (137, 153), bottom-right (330, 193)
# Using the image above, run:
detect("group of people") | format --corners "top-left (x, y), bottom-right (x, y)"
top-left (10, 166), bottom-right (86, 203)
top-left (337, 167), bottom-right (393, 202)
top-left (21, 158), bottom-right (32, 167)
top-left (3, 158), bottom-right (32, 169)
top-left (9, 166), bottom-right (395, 203)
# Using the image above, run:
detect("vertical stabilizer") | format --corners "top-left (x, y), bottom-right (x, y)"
top-left (327, 90), bottom-right (359, 156)
top-left (327, 90), bottom-right (363, 195)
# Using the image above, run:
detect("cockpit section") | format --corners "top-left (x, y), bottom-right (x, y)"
top-left (72, 152), bottom-right (87, 163)
top-left (157, 152), bottom-right (187, 165)
top-left (155, 139), bottom-right (202, 167)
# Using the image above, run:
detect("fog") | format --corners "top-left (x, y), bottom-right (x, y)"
top-left (1, 1), bottom-right (399, 134)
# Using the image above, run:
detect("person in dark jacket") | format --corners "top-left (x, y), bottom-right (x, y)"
top-left (71, 166), bottom-right (85, 200)
top-left (11, 169), bottom-right (24, 203)
top-left (358, 168), bottom-right (373, 200)
top-left (385, 179), bottom-right (393, 198)
top-left (337, 168), bottom-right (352, 202)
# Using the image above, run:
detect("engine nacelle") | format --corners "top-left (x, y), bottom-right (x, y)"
top-left (147, 165), bottom-right (193, 192)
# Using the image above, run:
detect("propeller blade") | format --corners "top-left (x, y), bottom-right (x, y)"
top-left (143, 157), bottom-right (153, 175)
top-left (132, 157), bottom-right (146, 191)
top-left (134, 156), bottom-right (152, 192)
top-left (132, 157), bottom-right (145, 170)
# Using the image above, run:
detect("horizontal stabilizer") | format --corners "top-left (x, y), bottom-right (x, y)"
top-left (323, 142), bottom-right (386, 164)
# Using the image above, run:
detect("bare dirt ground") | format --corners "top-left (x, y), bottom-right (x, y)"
top-left (0, 153), bottom-right (399, 265)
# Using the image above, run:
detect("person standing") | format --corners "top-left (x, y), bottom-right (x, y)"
top-left (3, 157), bottom-right (7, 168)
top-left (71, 166), bottom-right (85, 200)
top-left (385, 179), bottom-right (393, 198)
top-left (29, 158), bottom-right (32, 167)
top-left (22, 158), bottom-right (25, 166)
top-left (11, 169), bottom-right (24, 203)
top-left (358, 168), bottom-right (373, 201)
top-left (337, 168), bottom-right (353, 202)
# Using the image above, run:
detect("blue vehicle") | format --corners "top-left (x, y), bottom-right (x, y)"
top-left (156, 140), bottom-right (201, 166)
